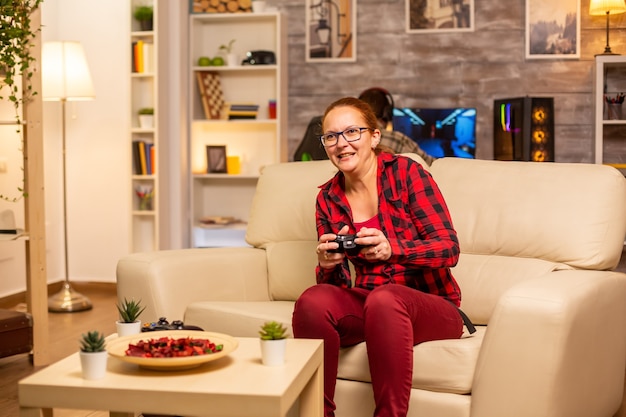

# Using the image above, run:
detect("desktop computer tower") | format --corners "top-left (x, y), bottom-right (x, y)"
top-left (493, 97), bottom-right (554, 162)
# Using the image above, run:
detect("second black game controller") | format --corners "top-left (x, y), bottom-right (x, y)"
top-left (141, 317), bottom-right (204, 332)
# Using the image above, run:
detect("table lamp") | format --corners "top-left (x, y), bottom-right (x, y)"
top-left (42, 41), bottom-right (96, 312)
top-left (589, 0), bottom-right (626, 55)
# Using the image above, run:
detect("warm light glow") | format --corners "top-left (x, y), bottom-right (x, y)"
top-left (42, 41), bottom-right (95, 101)
top-left (589, 0), bottom-right (626, 16)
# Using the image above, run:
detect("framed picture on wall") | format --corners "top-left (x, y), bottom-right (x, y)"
top-left (306, 0), bottom-right (357, 62)
top-left (206, 145), bottom-right (227, 173)
top-left (406, 0), bottom-right (474, 33)
top-left (526, 0), bottom-right (581, 59)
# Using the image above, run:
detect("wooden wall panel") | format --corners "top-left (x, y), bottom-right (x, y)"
top-left (279, 0), bottom-right (626, 164)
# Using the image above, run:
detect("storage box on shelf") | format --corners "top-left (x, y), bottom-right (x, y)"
top-left (594, 55), bottom-right (626, 176)
top-left (188, 11), bottom-right (287, 248)
top-left (130, 0), bottom-right (164, 253)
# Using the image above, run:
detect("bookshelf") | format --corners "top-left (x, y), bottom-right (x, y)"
top-left (188, 11), bottom-right (287, 247)
top-left (130, 0), bottom-right (168, 252)
top-left (594, 55), bottom-right (626, 175)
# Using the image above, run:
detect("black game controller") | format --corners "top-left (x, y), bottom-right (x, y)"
top-left (141, 317), bottom-right (204, 332)
top-left (328, 234), bottom-right (365, 255)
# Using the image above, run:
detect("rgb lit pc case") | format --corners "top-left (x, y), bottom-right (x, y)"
top-left (493, 97), bottom-right (554, 162)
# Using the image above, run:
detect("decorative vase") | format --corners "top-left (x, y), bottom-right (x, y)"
top-left (116, 320), bottom-right (142, 337)
top-left (79, 351), bottom-right (108, 380)
top-left (260, 339), bottom-right (286, 366)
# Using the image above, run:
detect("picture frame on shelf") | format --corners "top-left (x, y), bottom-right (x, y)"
top-left (306, 0), bottom-right (356, 62)
top-left (525, 0), bottom-right (580, 59)
top-left (206, 145), bottom-right (227, 173)
top-left (405, 0), bottom-right (474, 33)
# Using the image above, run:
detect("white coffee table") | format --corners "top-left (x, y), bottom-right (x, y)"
top-left (19, 337), bottom-right (323, 417)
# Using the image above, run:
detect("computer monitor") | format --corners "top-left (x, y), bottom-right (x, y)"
top-left (392, 107), bottom-right (477, 159)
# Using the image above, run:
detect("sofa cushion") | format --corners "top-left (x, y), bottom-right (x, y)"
top-left (266, 241), bottom-right (318, 301)
top-left (184, 300), bottom-right (295, 337)
top-left (430, 158), bottom-right (626, 271)
top-left (184, 300), bottom-right (483, 395)
top-left (338, 327), bottom-right (485, 395)
top-left (452, 253), bottom-right (570, 324)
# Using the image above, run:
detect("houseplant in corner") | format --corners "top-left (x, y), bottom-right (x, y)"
top-left (116, 298), bottom-right (145, 336)
top-left (259, 320), bottom-right (288, 366)
top-left (79, 331), bottom-right (108, 380)
top-left (0, 0), bottom-right (43, 202)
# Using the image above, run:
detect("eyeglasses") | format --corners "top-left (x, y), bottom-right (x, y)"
top-left (319, 126), bottom-right (371, 147)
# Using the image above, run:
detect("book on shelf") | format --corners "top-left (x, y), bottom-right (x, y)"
top-left (132, 140), bottom-right (155, 175)
top-left (196, 71), bottom-right (224, 119)
top-left (225, 102), bottom-right (259, 120)
top-left (131, 40), bottom-right (154, 73)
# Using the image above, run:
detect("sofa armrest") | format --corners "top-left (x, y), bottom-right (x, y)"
top-left (116, 247), bottom-right (270, 322)
top-left (471, 270), bottom-right (626, 417)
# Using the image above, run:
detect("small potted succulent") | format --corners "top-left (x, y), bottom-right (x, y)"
top-left (133, 5), bottom-right (153, 31)
top-left (116, 298), bottom-right (146, 336)
top-left (259, 321), bottom-right (288, 366)
top-left (138, 107), bottom-right (154, 129)
top-left (79, 331), bottom-right (108, 380)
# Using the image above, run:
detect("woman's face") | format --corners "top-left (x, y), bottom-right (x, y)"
top-left (322, 106), bottom-right (380, 175)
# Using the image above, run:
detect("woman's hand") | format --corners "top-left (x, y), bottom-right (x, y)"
top-left (356, 227), bottom-right (391, 261)
top-left (316, 225), bottom-right (349, 268)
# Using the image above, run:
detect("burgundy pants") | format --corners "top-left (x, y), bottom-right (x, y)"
top-left (292, 284), bottom-right (463, 417)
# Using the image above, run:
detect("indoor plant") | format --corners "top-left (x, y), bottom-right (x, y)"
top-left (219, 39), bottom-right (238, 66)
top-left (116, 298), bottom-right (145, 336)
top-left (79, 331), bottom-right (108, 380)
top-left (259, 321), bottom-right (288, 366)
top-left (133, 5), bottom-right (153, 31)
top-left (0, 0), bottom-right (43, 202)
top-left (137, 107), bottom-right (154, 129)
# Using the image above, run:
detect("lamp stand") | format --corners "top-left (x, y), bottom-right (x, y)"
top-left (598, 10), bottom-right (619, 56)
top-left (48, 99), bottom-right (93, 313)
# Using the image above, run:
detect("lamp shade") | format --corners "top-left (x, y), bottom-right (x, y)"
top-left (42, 41), bottom-right (95, 101)
top-left (589, 0), bottom-right (626, 15)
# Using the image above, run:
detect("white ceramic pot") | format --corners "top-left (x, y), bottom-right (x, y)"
top-left (252, 0), bottom-right (266, 13)
top-left (138, 114), bottom-right (154, 129)
top-left (79, 350), bottom-right (108, 380)
top-left (227, 53), bottom-right (239, 67)
top-left (116, 320), bottom-right (142, 337)
top-left (260, 339), bottom-right (286, 366)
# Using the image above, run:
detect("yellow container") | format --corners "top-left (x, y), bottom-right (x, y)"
top-left (227, 156), bottom-right (241, 175)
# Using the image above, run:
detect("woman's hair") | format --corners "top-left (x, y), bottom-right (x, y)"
top-left (322, 97), bottom-right (379, 132)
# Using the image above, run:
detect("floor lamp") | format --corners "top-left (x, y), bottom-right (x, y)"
top-left (42, 41), bottom-right (96, 312)
top-left (589, 0), bottom-right (626, 55)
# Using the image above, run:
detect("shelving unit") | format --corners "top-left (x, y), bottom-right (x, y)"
top-left (129, 0), bottom-right (169, 252)
top-left (188, 11), bottom-right (287, 248)
top-left (593, 55), bottom-right (626, 175)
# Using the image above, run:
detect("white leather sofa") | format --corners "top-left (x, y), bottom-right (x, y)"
top-left (117, 155), bottom-right (626, 417)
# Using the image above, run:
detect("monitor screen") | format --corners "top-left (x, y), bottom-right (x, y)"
top-left (392, 107), bottom-right (477, 159)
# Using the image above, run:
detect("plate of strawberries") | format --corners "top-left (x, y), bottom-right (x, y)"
top-left (107, 330), bottom-right (238, 370)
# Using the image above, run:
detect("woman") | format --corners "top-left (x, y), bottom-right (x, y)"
top-left (292, 97), bottom-right (466, 417)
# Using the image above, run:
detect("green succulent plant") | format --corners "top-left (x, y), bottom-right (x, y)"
top-left (138, 107), bottom-right (154, 115)
top-left (259, 321), bottom-right (288, 340)
top-left (80, 331), bottom-right (106, 353)
top-left (116, 298), bottom-right (146, 323)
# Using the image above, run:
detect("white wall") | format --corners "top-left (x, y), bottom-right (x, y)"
top-left (0, 0), bottom-right (131, 297)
